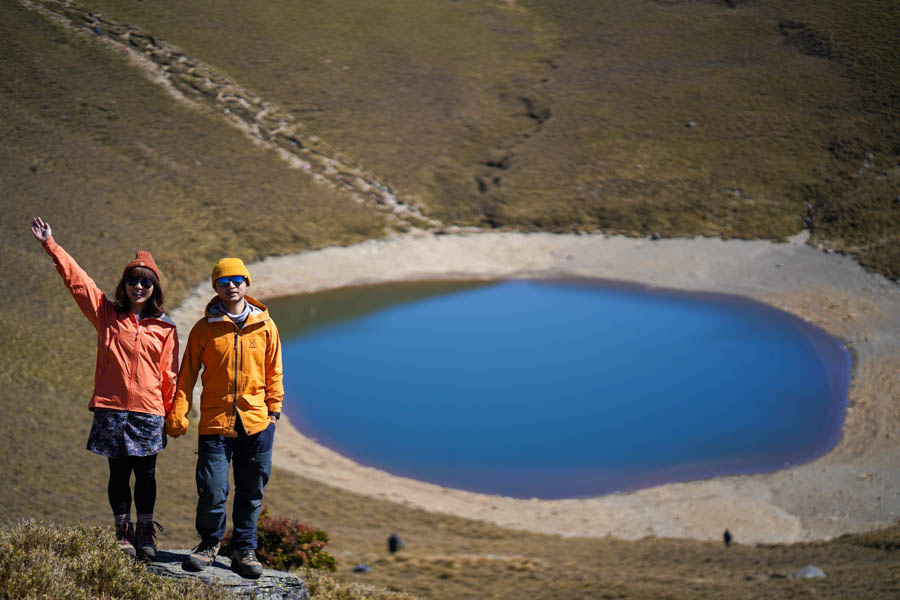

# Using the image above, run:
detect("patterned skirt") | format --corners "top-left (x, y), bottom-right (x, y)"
top-left (86, 409), bottom-right (167, 458)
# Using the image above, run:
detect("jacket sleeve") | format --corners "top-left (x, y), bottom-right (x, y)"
top-left (161, 327), bottom-right (179, 415)
top-left (166, 323), bottom-right (200, 436)
top-left (264, 321), bottom-right (284, 415)
top-left (42, 236), bottom-right (107, 330)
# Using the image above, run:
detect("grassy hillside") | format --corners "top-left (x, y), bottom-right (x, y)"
top-left (77, 0), bottom-right (900, 276)
top-left (2, 0), bottom-right (898, 598)
top-left (1, 0), bottom-right (384, 540)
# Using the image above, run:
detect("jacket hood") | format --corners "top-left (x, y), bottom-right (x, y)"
top-left (121, 310), bottom-right (176, 328)
top-left (146, 312), bottom-right (176, 327)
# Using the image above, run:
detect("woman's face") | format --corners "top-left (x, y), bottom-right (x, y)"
top-left (125, 269), bottom-right (155, 309)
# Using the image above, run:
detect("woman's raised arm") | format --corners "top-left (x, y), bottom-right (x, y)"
top-left (32, 216), bottom-right (107, 329)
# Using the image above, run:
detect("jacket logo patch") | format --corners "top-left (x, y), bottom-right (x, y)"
top-left (248, 339), bottom-right (256, 349)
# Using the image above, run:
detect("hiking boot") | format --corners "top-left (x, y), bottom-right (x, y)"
top-left (134, 520), bottom-right (164, 561)
top-left (115, 520), bottom-right (136, 557)
top-left (231, 548), bottom-right (263, 579)
top-left (182, 541), bottom-right (220, 572)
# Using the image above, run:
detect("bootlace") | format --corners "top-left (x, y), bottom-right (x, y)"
top-left (115, 521), bottom-right (133, 542)
top-left (238, 548), bottom-right (260, 564)
top-left (193, 540), bottom-right (219, 559)
top-left (136, 521), bottom-right (164, 545)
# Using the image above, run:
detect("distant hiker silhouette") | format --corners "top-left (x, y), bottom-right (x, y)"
top-left (388, 532), bottom-right (405, 554)
top-left (723, 529), bottom-right (733, 547)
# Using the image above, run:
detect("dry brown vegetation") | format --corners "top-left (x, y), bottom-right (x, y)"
top-left (77, 0), bottom-right (900, 275)
top-left (2, 0), bottom-right (898, 598)
top-left (0, 521), bottom-right (230, 600)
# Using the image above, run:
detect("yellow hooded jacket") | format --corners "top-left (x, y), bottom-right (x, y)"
top-left (166, 295), bottom-right (283, 437)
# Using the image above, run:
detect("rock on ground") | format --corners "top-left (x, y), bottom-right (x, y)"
top-left (148, 549), bottom-right (309, 600)
top-left (793, 564), bottom-right (827, 579)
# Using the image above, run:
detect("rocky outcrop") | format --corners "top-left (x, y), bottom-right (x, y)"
top-left (148, 549), bottom-right (309, 600)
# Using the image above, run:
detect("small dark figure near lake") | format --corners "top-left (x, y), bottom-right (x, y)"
top-left (723, 529), bottom-right (733, 547)
top-left (388, 532), bottom-right (405, 554)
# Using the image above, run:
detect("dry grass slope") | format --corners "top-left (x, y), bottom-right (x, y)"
top-left (80, 0), bottom-right (900, 276)
top-left (1, 0), bottom-right (898, 598)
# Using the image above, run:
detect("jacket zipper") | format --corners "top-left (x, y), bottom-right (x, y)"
top-left (228, 328), bottom-right (239, 436)
top-left (126, 320), bottom-right (142, 411)
top-left (222, 314), bottom-right (264, 436)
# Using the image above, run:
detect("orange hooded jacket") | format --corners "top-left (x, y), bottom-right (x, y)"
top-left (42, 237), bottom-right (179, 416)
top-left (166, 295), bottom-right (283, 437)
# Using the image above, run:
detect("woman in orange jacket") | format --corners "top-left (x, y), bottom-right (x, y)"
top-left (31, 216), bottom-right (178, 561)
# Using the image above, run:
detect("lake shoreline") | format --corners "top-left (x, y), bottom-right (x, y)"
top-left (170, 231), bottom-right (900, 544)
top-left (274, 277), bottom-right (853, 501)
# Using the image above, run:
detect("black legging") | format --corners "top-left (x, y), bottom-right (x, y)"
top-left (107, 454), bottom-right (157, 516)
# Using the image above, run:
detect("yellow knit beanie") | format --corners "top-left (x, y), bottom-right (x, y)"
top-left (211, 257), bottom-right (251, 289)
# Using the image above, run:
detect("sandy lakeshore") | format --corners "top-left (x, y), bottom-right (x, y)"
top-left (170, 231), bottom-right (900, 545)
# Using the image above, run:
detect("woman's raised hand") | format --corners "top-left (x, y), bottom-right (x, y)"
top-left (31, 216), bottom-right (51, 242)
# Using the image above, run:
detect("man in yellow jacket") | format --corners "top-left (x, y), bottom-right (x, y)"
top-left (166, 257), bottom-right (283, 579)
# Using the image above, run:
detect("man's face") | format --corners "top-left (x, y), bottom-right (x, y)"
top-left (215, 275), bottom-right (248, 305)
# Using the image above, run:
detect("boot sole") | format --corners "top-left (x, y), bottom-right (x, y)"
top-left (182, 557), bottom-right (215, 572)
top-left (136, 547), bottom-right (156, 562)
top-left (231, 563), bottom-right (263, 579)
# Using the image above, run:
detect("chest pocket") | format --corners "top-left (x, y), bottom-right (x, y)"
top-left (242, 327), bottom-right (269, 386)
top-left (137, 326), bottom-right (172, 384)
top-left (140, 326), bottom-right (167, 365)
top-left (102, 319), bottom-right (132, 373)
top-left (204, 327), bottom-right (238, 374)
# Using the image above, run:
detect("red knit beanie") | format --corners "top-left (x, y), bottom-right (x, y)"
top-left (122, 251), bottom-right (161, 281)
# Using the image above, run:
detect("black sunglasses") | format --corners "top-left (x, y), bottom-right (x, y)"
top-left (216, 275), bottom-right (247, 287)
top-left (126, 276), bottom-right (154, 288)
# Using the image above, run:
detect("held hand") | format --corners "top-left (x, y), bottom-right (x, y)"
top-left (269, 415), bottom-right (277, 426)
top-left (165, 418), bottom-right (187, 438)
top-left (31, 216), bottom-right (51, 242)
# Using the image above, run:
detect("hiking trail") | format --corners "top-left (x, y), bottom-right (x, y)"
top-left (20, 0), bottom-right (443, 233)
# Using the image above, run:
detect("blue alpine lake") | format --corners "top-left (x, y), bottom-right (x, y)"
top-left (267, 278), bottom-right (851, 499)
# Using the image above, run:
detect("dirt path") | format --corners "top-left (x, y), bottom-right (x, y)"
top-left (19, 0), bottom-right (441, 231)
top-left (171, 231), bottom-right (900, 544)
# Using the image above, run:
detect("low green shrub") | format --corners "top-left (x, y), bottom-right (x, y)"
top-left (221, 508), bottom-right (336, 572)
top-left (0, 520), bottom-right (227, 600)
